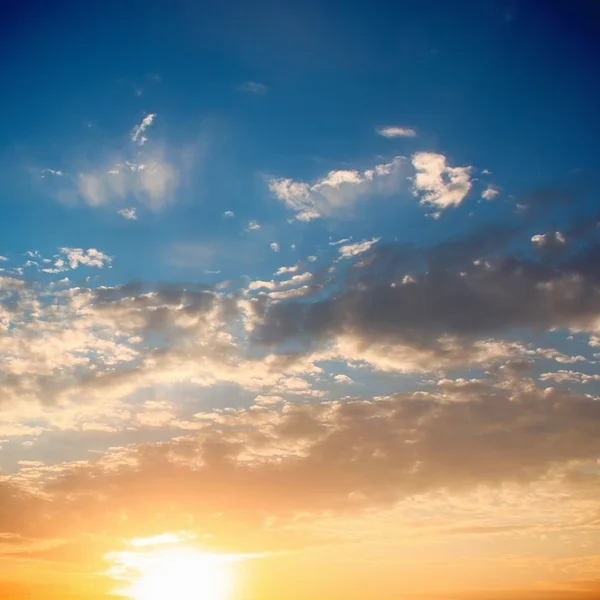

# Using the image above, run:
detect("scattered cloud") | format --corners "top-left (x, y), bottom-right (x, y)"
top-left (412, 152), bottom-right (473, 209)
top-left (59, 247), bottom-right (112, 269)
top-left (269, 157), bottom-right (405, 221)
top-left (270, 242), bottom-right (280, 252)
top-left (223, 210), bottom-right (235, 218)
top-left (376, 126), bottom-right (417, 138)
top-left (247, 220), bottom-right (261, 231)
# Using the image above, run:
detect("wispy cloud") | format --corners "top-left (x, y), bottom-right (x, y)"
top-left (131, 113), bottom-right (157, 146)
top-left (223, 210), bottom-right (235, 218)
top-left (376, 126), bottom-right (417, 138)
top-left (270, 242), bottom-right (280, 252)
top-left (77, 155), bottom-right (179, 211)
top-left (239, 81), bottom-right (268, 95)
top-left (338, 237), bottom-right (380, 258)
top-left (247, 220), bottom-right (261, 231)
top-left (117, 207), bottom-right (138, 220)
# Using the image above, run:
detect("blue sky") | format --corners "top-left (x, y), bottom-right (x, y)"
top-left (2, 0), bottom-right (598, 286)
top-left (2, 2), bottom-right (600, 599)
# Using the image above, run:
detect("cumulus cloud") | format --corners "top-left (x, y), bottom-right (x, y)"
top-left (376, 126), bottom-right (417, 138)
top-left (412, 152), bottom-right (473, 209)
top-left (482, 185), bottom-right (500, 200)
top-left (269, 157), bottom-right (405, 221)
top-left (59, 248), bottom-right (111, 269)
top-left (131, 113), bottom-right (157, 146)
top-left (270, 242), bottom-right (280, 252)
top-left (223, 210), bottom-right (235, 217)
top-left (247, 220), bottom-right (261, 231)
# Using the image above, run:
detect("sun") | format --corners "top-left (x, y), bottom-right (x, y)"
top-left (106, 538), bottom-right (239, 600)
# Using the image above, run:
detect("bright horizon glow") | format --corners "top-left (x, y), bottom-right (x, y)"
top-left (106, 541), bottom-right (242, 600)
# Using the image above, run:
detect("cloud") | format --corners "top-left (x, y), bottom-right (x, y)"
top-left (5, 375), bottom-right (600, 553)
top-left (76, 155), bottom-right (179, 211)
top-left (412, 152), bottom-right (473, 209)
top-left (117, 207), bottom-right (138, 220)
top-left (275, 265), bottom-right (298, 276)
top-left (250, 218), bottom-right (600, 373)
top-left (40, 168), bottom-right (63, 177)
top-left (376, 126), bottom-right (417, 138)
top-left (338, 237), bottom-right (380, 259)
top-left (223, 210), bottom-right (235, 217)
top-left (238, 81), bottom-right (268, 95)
top-left (531, 231), bottom-right (566, 248)
top-left (247, 220), bottom-right (261, 231)
top-left (329, 237), bottom-right (352, 246)
top-left (482, 185), bottom-right (500, 200)
top-left (269, 157), bottom-right (406, 221)
top-left (131, 113), bottom-right (157, 146)
top-left (270, 242), bottom-right (280, 252)
top-left (59, 248), bottom-right (111, 269)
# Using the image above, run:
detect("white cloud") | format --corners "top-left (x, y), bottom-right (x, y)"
top-left (40, 168), bottom-right (63, 177)
top-left (376, 126), bottom-right (417, 138)
top-left (247, 221), bottom-right (261, 231)
top-left (329, 237), bottom-right (352, 246)
top-left (333, 374), bottom-right (354, 384)
top-left (275, 265), bottom-right (298, 276)
top-left (77, 154), bottom-right (179, 211)
top-left (131, 113), bottom-right (156, 146)
top-left (59, 248), bottom-right (112, 269)
top-left (223, 210), bottom-right (235, 218)
top-left (117, 207), bottom-right (138, 220)
top-left (339, 237), bottom-right (380, 259)
top-left (239, 81), bottom-right (268, 95)
top-left (269, 157), bottom-right (405, 221)
top-left (412, 152), bottom-right (473, 209)
top-left (531, 232), bottom-right (566, 248)
top-left (482, 185), bottom-right (500, 200)
top-left (270, 242), bottom-right (280, 252)
top-left (0, 256), bottom-right (7, 262)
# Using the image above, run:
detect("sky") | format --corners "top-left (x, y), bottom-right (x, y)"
top-left (1, 1), bottom-right (600, 598)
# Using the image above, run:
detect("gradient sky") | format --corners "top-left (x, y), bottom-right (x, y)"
top-left (2, 1), bottom-right (600, 599)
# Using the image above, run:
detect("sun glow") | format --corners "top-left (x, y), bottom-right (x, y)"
top-left (106, 536), bottom-right (242, 600)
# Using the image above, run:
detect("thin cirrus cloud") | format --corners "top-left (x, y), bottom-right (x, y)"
top-left (268, 156), bottom-right (406, 221)
top-left (76, 156), bottom-right (179, 211)
top-left (131, 113), bottom-right (156, 146)
top-left (376, 125), bottom-right (417, 138)
top-left (47, 113), bottom-right (182, 212)
top-left (238, 81), bottom-right (268, 95)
